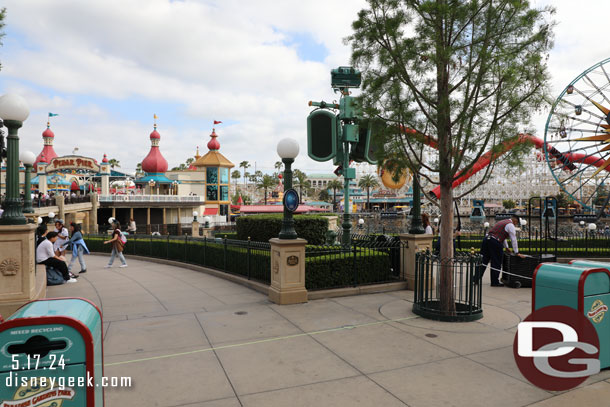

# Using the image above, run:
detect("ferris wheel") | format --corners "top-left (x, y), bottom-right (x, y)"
top-left (544, 57), bottom-right (610, 215)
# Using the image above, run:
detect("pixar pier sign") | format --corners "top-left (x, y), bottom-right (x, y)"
top-left (47, 156), bottom-right (101, 173)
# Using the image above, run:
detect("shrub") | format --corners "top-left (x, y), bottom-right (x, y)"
top-left (236, 214), bottom-right (328, 244)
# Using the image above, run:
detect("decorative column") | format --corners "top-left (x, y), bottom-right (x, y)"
top-left (20, 151), bottom-right (36, 214)
top-left (37, 161), bottom-right (48, 195)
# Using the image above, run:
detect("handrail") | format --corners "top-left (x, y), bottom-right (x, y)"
top-left (99, 195), bottom-right (204, 203)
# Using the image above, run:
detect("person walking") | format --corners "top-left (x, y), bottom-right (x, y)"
top-left (476, 214), bottom-right (525, 286)
top-left (104, 220), bottom-right (128, 268)
top-left (36, 231), bottom-right (77, 283)
top-left (63, 222), bottom-right (89, 274)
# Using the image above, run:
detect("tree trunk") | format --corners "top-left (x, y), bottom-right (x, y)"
top-left (367, 188), bottom-right (370, 211)
top-left (439, 182), bottom-right (456, 314)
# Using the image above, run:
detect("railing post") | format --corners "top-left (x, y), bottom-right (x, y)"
top-left (166, 234), bottom-right (170, 259)
top-left (150, 235), bottom-right (153, 257)
top-left (247, 237), bottom-right (251, 280)
top-left (203, 236), bottom-right (207, 266)
top-left (352, 242), bottom-right (357, 287)
top-left (585, 230), bottom-right (589, 256)
top-left (223, 237), bottom-right (227, 271)
top-left (184, 234), bottom-right (188, 262)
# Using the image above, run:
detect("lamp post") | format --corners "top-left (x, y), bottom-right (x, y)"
top-left (203, 216), bottom-right (210, 229)
top-left (408, 174), bottom-right (425, 234)
top-left (193, 211), bottom-right (198, 222)
top-left (20, 150), bottom-right (36, 214)
top-left (0, 94), bottom-right (30, 225)
top-left (172, 180), bottom-right (179, 195)
top-left (148, 179), bottom-right (156, 195)
top-left (277, 138), bottom-right (299, 239)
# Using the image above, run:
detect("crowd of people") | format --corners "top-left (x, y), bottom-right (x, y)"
top-left (35, 218), bottom-right (128, 285)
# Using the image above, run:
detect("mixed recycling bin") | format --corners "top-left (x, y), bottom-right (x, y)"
top-left (533, 263), bottom-right (610, 368)
top-left (0, 298), bottom-right (104, 406)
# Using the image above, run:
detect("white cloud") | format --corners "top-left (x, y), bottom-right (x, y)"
top-left (2, 0), bottom-right (608, 176)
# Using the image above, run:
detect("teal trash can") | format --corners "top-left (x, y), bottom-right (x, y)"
top-left (533, 263), bottom-right (610, 368)
top-left (0, 298), bottom-right (104, 406)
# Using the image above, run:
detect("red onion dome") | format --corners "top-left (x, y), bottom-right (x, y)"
top-left (150, 129), bottom-right (161, 139)
top-left (42, 127), bottom-right (55, 138)
top-left (102, 153), bottom-right (109, 163)
top-left (142, 148), bottom-right (169, 173)
top-left (207, 128), bottom-right (220, 151)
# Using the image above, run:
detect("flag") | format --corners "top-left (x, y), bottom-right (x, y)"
top-left (48, 113), bottom-right (59, 117)
top-left (154, 114), bottom-right (158, 119)
top-left (214, 120), bottom-right (222, 125)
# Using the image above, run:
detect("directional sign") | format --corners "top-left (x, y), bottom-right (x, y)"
top-left (283, 188), bottom-right (300, 213)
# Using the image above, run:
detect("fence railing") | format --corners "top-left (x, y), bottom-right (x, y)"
top-left (413, 251), bottom-right (483, 322)
top-left (84, 234), bottom-right (271, 284)
top-left (99, 195), bottom-right (204, 203)
top-left (305, 237), bottom-right (403, 290)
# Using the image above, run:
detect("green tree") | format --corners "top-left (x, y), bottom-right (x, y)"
top-left (0, 8), bottom-right (6, 71)
top-left (555, 192), bottom-right (573, 209)
top-left (502, 199), bottom-right (516, 210)
top-left (135, 162), bottom-right (143, 177)
top-left (231, 170), bottom-right (241, 187)
top-left (328, 179), bottom-right (343, 212)
top-left (293, 170), bottom-right (311, 204)
top-left (318, 189), bottom-right (331, 202)
top-left (239, 161), bottom-right (250, 187)
top-left (349, 0), bottom-right (554, 313)
top-left (358, 174), bottom-right (380, 211)
top-left (256, 174), bottom-right (277, 206)
top-left (108, 158), bottom-right (120, 169)
top-left (274, 161), bottom-right (283, 173)
top-left (594, 185), bottom-right (609, 207)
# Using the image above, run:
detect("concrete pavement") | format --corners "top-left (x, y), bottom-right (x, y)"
top-left (47, 254), bottom-right (610, 407)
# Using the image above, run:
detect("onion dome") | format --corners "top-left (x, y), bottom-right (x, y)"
top-left (34, 122), bottom-right (58, 167)
top-left (141, 124), bottom-right (169, 173)
top-left (207, 129), bottom-right (220, 151)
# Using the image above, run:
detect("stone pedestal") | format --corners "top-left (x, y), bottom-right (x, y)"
top-left (399, 233), bottom-right (434, 290)
top-left (268, 238), bottom-right (308, 305)
top-left (202, 228), bottom-right (212, 238)
top-left (192, 221), bottom-right (200, 237)
top-left (0, 224), bottom-right (46, 318)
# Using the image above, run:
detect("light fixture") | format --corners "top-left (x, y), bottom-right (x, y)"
top-left (48, 212), bottom-right (55, 219)
top-left (358, 218), bottom-right (364, 225)
top-left (0, 93), bottom-right (30, 122)
top-left (580, 220), bottom-right (585, 226)
top-left (588, 223), bottom-right (597, 231)
top-left (483, 222), bottom-right (490, 228)
top-left (276, 138), bottom-right (300, 239)
top-left (276, 138), bottom-right (300, 159)
top-left (193, 211), bottom-right (198, 222)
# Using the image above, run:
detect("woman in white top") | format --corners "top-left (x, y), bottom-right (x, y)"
top-left (422, 213), bottom-right (433, 235)
top-left (53, 219), bottom-right (69, 256)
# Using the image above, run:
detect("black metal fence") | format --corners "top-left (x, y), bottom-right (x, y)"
top-left (85, 234), bottom-right (271, 284)
top-left (413, 251), bottom-right (483, 322)
top-left (305, 235), bottom-right (403, 290)
top-left (451, 231), bottom-right (610, 257)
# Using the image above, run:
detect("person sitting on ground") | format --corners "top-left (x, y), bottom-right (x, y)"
top-left (62, 222), bottom-right (89, 275)
top-left (36, 231), bottom-right (77, 283)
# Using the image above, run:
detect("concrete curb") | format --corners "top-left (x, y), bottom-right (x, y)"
top-left (89, 253), bottom-right (410, 301)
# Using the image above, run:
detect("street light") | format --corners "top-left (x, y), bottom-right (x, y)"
top-left (588, 223), bottom-right (597, 231)
top-left (277, 138), bottom-right (299, 239)
top-left (203, 216), bottom-right (211, 229)
top-left (0, 93), bottom-right (30, 224)
top-left (193, 211), bottom-right (198, 222)
top-left (20, 150), bottom-right (36, 213)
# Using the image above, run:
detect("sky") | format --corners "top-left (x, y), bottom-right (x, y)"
top-left (0, 0), bottom-right (608, 176)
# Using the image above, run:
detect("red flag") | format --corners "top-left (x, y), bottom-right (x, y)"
top-left (214, 120), bottom-right (222, 125)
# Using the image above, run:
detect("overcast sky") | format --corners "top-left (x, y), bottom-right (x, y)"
top-left (0, 0), bottom-right (607, 175)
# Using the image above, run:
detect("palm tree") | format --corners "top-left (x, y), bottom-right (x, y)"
top-left (256, 174), bottom-right (277, 205)
top-left (358, 174), bottom-right (380, 212)
top-left (327, 179), bottom-right (343, 212)
top-left (243, 171), bottom-right (251, 188)
top-left (239, 161), bottom-right (250, 187)
top-left (108, 158), bottom-right (120, 169)
top-left (135, 162), bottom-right (143, 177)
top-left (231, 170), bottom-right (241, 185)
top-left (274, 161), bottom-right (283, 173)
top-left (293, 169), bottom-right (311, 204)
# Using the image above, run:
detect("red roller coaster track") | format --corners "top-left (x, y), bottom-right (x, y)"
top-left (398, 127), bottom-right (610, 199)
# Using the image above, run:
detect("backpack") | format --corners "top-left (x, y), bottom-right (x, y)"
top-left (46, 266), bottom-right (65, 286)
top-left (117, 229), bottom-right (127, 244)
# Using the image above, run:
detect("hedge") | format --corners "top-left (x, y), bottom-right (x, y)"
top-left (236, 214), bottom-right (328, 244)
top-left (84, 235), bottom-right (270, 283)
top-left (306, 250), bottom-right (393, 290)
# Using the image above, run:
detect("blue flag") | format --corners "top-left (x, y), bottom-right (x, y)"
top-left (48, 113), bottom-right (59, 117)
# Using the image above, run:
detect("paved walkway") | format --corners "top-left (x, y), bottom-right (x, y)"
top-left (48, 254), bottom-right (610, 407)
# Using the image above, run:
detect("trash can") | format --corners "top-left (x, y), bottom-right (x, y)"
top-left (533, 263), bottom-right (610, 368)
top-left (0, 298), bottom-right (104, 406)
top-left (502, 253), bottom-right (556, 288)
